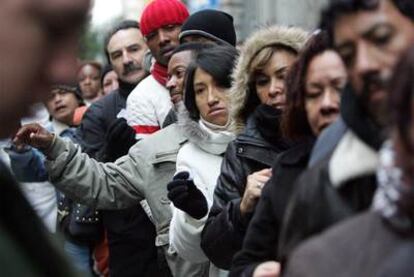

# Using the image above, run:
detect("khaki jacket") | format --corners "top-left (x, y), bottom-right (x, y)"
top-left (45, 123), bottom-right (186, 247)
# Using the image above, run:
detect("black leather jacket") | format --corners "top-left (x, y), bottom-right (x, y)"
top-left (229, 138), bottom-right (314, 277)
top-left (201, 115), bottom-right (290, 269)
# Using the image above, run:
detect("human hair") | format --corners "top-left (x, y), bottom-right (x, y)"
top-left (242, 45), bottom-right (300, 123)
top-left (320, 0), bottom-right (414, 45)
top-left (78, 60), bottom-right (102, 75)
top-left (282, 31), bottom-right (331, 139)
top-left (184, 45), bottom-right (238, 120)
top-left (100, 64), bottom-right (114, 86)
top-left (390, 45), bottom-right (414, 153)
top-left (103, 20), bottom-right (140, 63)
top-left (171, 42), bottom-right (213, 57)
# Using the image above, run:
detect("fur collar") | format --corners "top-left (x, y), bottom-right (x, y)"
top-left (229, 25), bottom-right (309, 134)
top-left (329, 130), bottom-right (379, 188)
top-left (176, 103), bottom-right (235, 155)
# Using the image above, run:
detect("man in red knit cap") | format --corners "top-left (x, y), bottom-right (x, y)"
top-left (126, 0), bottom-right (189, 139)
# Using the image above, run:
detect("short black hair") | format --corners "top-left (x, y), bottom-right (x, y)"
top-left (184, 45), bottom-right (238, 120)
top-left (320, 0), bottom-right (414, 45)
top-left (104, 20), bottom-right (140, 63)
top-left (171, 42), bottom-right (213, 57)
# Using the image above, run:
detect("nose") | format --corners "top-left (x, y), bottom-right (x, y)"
top-left (46, 38), bottom-right (78, 84)
top-left (320, 89), bottom-right (339, 115)
top-left (122, 50), bottom-right (133, 65)
top-left (166, 76), bottom-right (176, 90)
top-left (268, 77), bottom-right (283, 97)
top-left (207, 88), bottom-right (219, 107)
top-left (354, 42), bottom-right (380, 77)
top-left (158, 29), bottom-right (171, 45)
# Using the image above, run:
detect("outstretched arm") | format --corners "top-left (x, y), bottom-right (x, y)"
top-left (14, 123), bottom-right (147, 210)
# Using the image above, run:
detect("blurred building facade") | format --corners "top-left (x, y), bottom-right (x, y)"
top-left (186, 0), bottom-right (329, 42)
top-left (118, 0), bottom-right (328, 42)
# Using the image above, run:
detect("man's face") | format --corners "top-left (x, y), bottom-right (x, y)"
top-left (166, 50), bottom-right (193, 104)
top-left (45, 89), bottom-right (80, 126)
top-left (107, 28), bottom-right (148, 85)
top-left (334, 0), bottom-right (414, 126)
top-left (145, 25), bottom-right (181, 66)
top-left (77, 64), bottom-right (102, 100)
top-left (0, 0), bottom-right (90, 138)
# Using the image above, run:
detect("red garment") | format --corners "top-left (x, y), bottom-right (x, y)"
top-left (93, 232), bottom-right (110, 277)
top-left (140, 0), bottom-right (189, 37)
top-left (151, 62), bottom-right (169, 87)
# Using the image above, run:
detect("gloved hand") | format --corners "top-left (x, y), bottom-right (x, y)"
top-left (167, 171), bottom-right (208, 220)
top-left (104, 118), bottom-right (136, 162)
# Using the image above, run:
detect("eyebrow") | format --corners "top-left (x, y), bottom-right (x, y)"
top-left (335, 21), bottom-right (391, 49)
top-left (110, 43), bottom-right (141, 55)
top-left (362, 22), bottom-right (393, 40)
top-left (275, 66), bottom-right (288, 74)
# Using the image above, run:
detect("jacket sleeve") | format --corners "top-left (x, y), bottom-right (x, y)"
top-left (75, 100), bottom-right (107, 159)
top-left (229, 180), bottom-right (279, 277)
top-left (44, 136), bottom-right (146, 210)
top-left (168, 146), bottom-right (210, 263)
top-left (8, 147), bottom-right (48, 182)
top-left (200, 142), bottom-right (248, 269)
top-left (126, 85), bottom-right (161, 140)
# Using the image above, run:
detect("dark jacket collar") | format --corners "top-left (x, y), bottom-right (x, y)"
top-left (118, 80), bottom-right (137, 98)
top-left (341, 84), bottom-right (386, 151)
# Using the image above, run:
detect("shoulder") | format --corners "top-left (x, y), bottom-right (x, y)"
top-left (128, 75), bottom-right (165, 98)
top-left (130, 124), bottom-right (187, 158)
top-left (286, 212), bottom-right (400, 276)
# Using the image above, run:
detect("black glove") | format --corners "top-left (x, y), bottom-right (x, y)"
top-left (104, 118), bottom-right (136, 162)
top-left (167, 171), bottom-right (208, 219)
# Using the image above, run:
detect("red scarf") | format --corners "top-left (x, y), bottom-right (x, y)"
top-left (151, 62), bottom-right (168, 87)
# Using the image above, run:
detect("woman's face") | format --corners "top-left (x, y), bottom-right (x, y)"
top-left (194, 67), bottom-right (229, 126)
top-left (305, 50), bottom-right (347, 136)
top-left (254, 50), bottom-right (297, 110)
top-left (77, 64), bottom-right (102, 100)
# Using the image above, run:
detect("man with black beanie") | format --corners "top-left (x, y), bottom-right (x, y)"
top-left (179, 9), bottom-right (237, 46)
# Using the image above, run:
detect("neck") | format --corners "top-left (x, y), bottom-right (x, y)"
top-left (200, 116), bottom-right (230, 131)
top-left (118, 79), bottom-right (138, 97)
top-left (151, 62), bottom-right (168, 87)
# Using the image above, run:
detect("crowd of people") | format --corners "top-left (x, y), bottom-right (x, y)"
top-left (1, 0), bottom-right (414, 276)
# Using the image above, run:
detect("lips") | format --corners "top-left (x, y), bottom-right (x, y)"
top-left (208, 107), bottom-right (226, 116)
top-left (54, 105), bottom-right (67, 113)
top-left (161, 46), bottom-right (175, 57)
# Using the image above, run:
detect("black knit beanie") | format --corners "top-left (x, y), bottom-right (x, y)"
top-left (179, 9), bottom-right (237, 46)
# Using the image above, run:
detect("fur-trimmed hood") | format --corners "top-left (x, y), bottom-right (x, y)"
top-left (230, 25), bottom-right (309, 134)
top-left (176, 102), bottom-right (235, 155)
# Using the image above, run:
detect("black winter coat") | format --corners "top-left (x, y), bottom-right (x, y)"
top-left (277, 154), bottom-right (377, 262)
top-left (201, 114), bottom-right (290, 270)
top-left (278, 86), bottom-right (383, 264)
top-left (229, 139), bottom-right (315, 277)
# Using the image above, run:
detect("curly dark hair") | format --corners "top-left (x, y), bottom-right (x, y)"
top-left (320, 0), bottom-right (414, 46)
top-left (282, 31), bottom-right (331, 139)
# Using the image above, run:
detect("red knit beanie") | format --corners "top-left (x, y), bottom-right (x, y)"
top-left (140, 0), bottom-right (189, 37)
